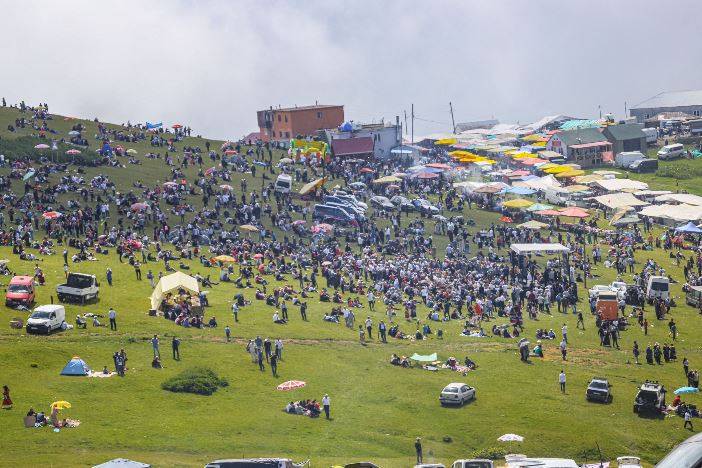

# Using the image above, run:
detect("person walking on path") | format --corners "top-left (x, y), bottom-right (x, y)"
top-left (322, 394), bottom-right (330, 419)
top-left (172, 336), bottom-right (180, 360)
top-left (300, 301), bottom-right (308, 321)
top-left (225, 325), bottom-right (231, 342)
top-left (232, 302), bottom-right (239, 322)
top-left (257, 348), bottom-right (265, 371)
top-left (365, 317), bottom-right (373, 339)
top-left (559, 370), bottom-right (566, 393)
top-left (134, 261), bottom-right (142, 280)
top-left (108, 308), bottom-right (117, 331)
top-left (106, 267), bottom-right (113, 286)
top-left (560, 339), bottom-right (567, 361)
top-left (275, 338), bottom-right (283, 360)
top-left (683, 357), bottom-right (690, 376)
top-left (415, 437), bottom-right (423, 464)
top-left (684, 409), bottom-right (694, 430)
top-left (561, 324), bottom-right (568, 343)
top-left (633, 341), bottom-right (640, 364)
top-left (270, 353), bottom-right (278, 377)
top-left (379, 320), bottom-right (387, 343)
top-left (358, 325), bottom-right (366, 344)
top-left (151, 335), bottom-right (160, 358)
top-left (576, 312), bottom-right (584, 330)
top-left (147, 270), bottom-right (155, 288)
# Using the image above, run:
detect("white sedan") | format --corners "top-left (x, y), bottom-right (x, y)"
top-left (439, 382), bottom-right (476, 406)
top-left (588, 284), bottom-right (614, 299)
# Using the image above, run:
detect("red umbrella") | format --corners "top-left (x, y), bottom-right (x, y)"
top-left (425, 163), bottom-right (451, 170)
top-left (224, 150), bottom-right (237, 155)
top-left (205, 167), bottom-right (216, 176)
top-left (172, 124), bottom-right (183, 129)
top-left (131, 202), bottom-right (148, 212)
top-left (557, 207), bottom-right (589, 218)
top-left (126, 239), bottom-right (143, 249)
top-left (277, 380), bottom-right (306, 391)
top-left (311, 223), bottom-right (333, 234)
top-left (416, 172), bottom-right (439, 179)
top-left (360, 167), bottom-right (374, 173)
top-left (500, 216), bottom-right (513, 223)
top-left (42, 211), bottom-right (61, 219)
top-left (253, 253), bottom-right (264, 259)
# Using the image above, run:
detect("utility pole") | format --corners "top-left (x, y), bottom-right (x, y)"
top-left (449, 101), bottom-right (456, 134)
top-left (411, 103), bottom-right (414, 145)
top-left (624, 101), bottom-right (628, 119)
top-left (404, 111), bottom-right (408, 139)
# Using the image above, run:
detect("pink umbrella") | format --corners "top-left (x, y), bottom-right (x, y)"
top-left (163, 181), bottom-right (178, 188)
top-left (252, 253), bottom-right (264, 259)
top-left (311, 223), bottom-right (333, 234)
top-left (172, 124), bottom-right (183, 129)
top-left (416, 171), bottom-right (439, 179)
top-left (276, 380), bottom-right (306, 391)
top-left (34, 144), bottom-right (50, 149)
top-left (219, 184), bottom-right (233, 191)
top-left (292, 220), bottom-right (306, 226)
top-left (42, 211), bottom-right (61, 219)
top-left (425, 163), bottom-right (451, 170)
top-left (131, 202), bottom-right (148, 212)
top-left (126, 239), bottom-right (143, 249)
top-left (65, 149), bottom-right (81, 155)
top-left (224, 150), bottom-right (237, 155)
top-left (558, 207), bottom-right (589, 218)
top-left (205, 167), bottom-right (216, 176)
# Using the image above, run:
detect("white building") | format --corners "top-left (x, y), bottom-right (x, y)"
top-left (325, 121), bottom-right (401, 160)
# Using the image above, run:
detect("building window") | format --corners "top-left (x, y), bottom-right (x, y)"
top-left (279, 131), bottom-right (283, 138)
top-left (285, 132), bottom-right (290, 138)
top-left (278, 115), bottom-right (281, 122)
top-left (284, 115), bottom-right (288, 122)
top-left (317, 112), bottom-right (322, 119)
top-left (644, 113), bottom-right (650, 119)
top-left (694, 110), bottom-right (700, 117)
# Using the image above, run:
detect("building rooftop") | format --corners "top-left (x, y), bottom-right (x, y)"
top-left (551, 127), bottom-right (607, 147)
top-left (603, 123), bottom-right (645, 141)
top-left (331, 137), bottom-right (374, 156)
top-left (631, 90), bottom-right (702, 110)
top-left (263, 104), bottom-right (342, 113)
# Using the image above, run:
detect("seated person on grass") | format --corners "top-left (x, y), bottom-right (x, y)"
top-left (272, 312), bottom-right (287, 324)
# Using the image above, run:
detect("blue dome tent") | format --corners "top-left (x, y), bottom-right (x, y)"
top-left (60, 356), bottom-right (91, 376)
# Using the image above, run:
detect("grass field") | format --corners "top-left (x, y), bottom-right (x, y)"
top-left (0, 105), bottom-right (701, 467)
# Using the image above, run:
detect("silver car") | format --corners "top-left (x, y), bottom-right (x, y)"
top-left (439, 382), bottom-right (475, 406)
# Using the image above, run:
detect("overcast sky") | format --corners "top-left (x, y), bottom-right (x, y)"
top-left (2, 0), bottom-right (701, 140)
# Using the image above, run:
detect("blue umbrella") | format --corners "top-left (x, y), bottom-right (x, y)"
top-left (674, 386), bottom-right (699, 395)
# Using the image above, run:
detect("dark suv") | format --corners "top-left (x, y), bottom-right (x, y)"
top-left (633, 381), bottom-right (665, 414)
top-left (586, 377), bottom-right (612, 403)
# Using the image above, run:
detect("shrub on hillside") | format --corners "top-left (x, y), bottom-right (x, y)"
top-left (161, 367), bottom-right (228, 396)
top-left (469, 446), bottom-right (508, 460)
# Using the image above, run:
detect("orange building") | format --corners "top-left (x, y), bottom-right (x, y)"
top-left (257, 104), bottom-right (344, 142)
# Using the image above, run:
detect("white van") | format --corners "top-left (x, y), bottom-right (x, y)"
top-left (657, 143), bottom-right (684, 160)
top-left (543, 188), bottom-right (569, 206)
top-left (274, 174), bottom-right (292, 194)
top-left (641, 127), bottom-right (658, 145)
top-left (646, 276), bottom-right (670, 301)
top-left (26, 304), bottom-right (66, 335)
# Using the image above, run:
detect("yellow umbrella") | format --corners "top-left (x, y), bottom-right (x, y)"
top-left (435, 138), bottom-right (457, 145)
top-left (544, 166), bottom-right (570, 174)
top-left (373, 175), bottom-right (402, 184)
top-left (502, 198), bottom-right (534, 208)
top-left (239, 224), bottom-right (259, 232)
top-left (298, 177), bottom-right (326, 196)
top-left (213, 255), bottom-right (236, 263)
top-left (51, 401), bottom-right (71, 410)
top-left (555, 169), bottom-right (585, 179)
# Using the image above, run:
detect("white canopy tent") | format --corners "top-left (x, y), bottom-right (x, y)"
top-left (593, 192), bottom-right (649, 210)
top-left (639, 203), bottom-right (702, 223)
top-left (510, 243), bottom-right (570, 255)
top-left (593, 179), bottom-right (649, 192)
top-left (654, 193), bottom-right (702, 206)
top-left (150, 271), bottom-right (199, 311)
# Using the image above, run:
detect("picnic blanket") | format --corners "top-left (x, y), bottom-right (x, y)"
top-left (88, 371), bottom-right (116, 378)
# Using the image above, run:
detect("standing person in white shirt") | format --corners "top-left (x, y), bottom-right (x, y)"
top-left (108, 308), bottom-right (117, 331)
top-left (322, 394), bottom-right (331, 420)
top-left (561, 324), bottom-right (568, 343)
top-left (231, 302), bottom-right (239, 322)
top-left (559, 370), bottom-right (566, 393)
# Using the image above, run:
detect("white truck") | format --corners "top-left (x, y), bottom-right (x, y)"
top-left (56, 272), bottom-right (100, 304)
top-left (615, 151), bottom-right (645, 168)
top-left (26, 304), bottom-right (66, 335)
top-left (274, 174), bottom-right (292, 194)
top-left (646, 275), bottom-right (670, 301)
top-left (641, 127), bottom-right (658, 145)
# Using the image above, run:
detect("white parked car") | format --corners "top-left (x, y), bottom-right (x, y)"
top-left (616, 456), bottom-right (642, 468)
top-left (588, 284), bottom-right (614, 299)
top-left (440, 382), bottom-right (475, 406)
top-left (26, 304), bottom-right (66, 335)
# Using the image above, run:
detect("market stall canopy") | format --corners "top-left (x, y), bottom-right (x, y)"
top-left (573, 174), bottom-right (604, 184)
top-left (502, 198), bottom-right (534, 209)
top-left (655, 193), bottom-right (702, 206)
top-left (640, 203), bottom-right (702, 222)
top-left (555, 169), bottom-right (585, 179)
top-left (518, 220), bottom-right (549, 230)
top-left (594, 192), bottom-right (649, 210)
top-left (503, 186), bottom-right (536, 195)
top-left (299, 177), bottom-right (326, 195)
top-left (611, 215), bottom-right (641, 226)
top-left (557, 207), bottom-right (590, 218)
top-left (675, 222), bottom-right (702, 234)
top-left (409, 353), bottom-right (438, 362)
top-left (510, 243), bottom-right (569, 254)
top-left (373, 175), bottom-right (402, 184)
top-left (593, 179), bottom-right (648, 192)
top-left (526, 203), bottom-right (554, 212)
top-left (150, 271), bottom-right (199, 311)
top-left (563, 184), bottom-right (590, 193)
